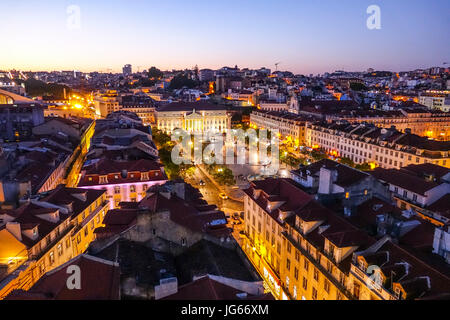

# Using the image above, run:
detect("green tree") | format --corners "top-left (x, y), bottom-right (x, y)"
top-left (339, 157), bottom-right (355, 167)
top-left (169, 74), bottom-right (198, 90)
top-left (350, 82), bottom-right (367, 91)
top-left (148, 67), bottom-right (163, 80)
top-left (311, 149), bottom-right (327, 161)
top-left (355, 162), bottom-right (372, 171)
top-left (152, 127), bottom-right (172, 148)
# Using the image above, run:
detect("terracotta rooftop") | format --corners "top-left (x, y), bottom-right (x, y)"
top-left (6, 254), bottom-right (120, 300)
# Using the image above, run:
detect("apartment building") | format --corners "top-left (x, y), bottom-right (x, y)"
top-left (77, 158), bottom-right (168, 209)
top-left (242, 178), bottom-right (450, 300)
top-left (306, 122), bottom-right (450, 169)
top-left (298, 100), bottom-right (450, 141)
top-left (250, 110), bottom-right (308, 146)
top-left (0, 89), bottom-right (46, 141)
top-left (419, 92), bottom-right (450, 113)
top-left (120, 94), bottom-right (156, 126)
top-left (337, 108), bottom-right (450, 141)
top-left (93, 90), bottom-right (120, 118)
top-left (259, 101), bottom-right (289, 112)
top-left (291, 159), bottom-right (391, 210)
top-left (370, 164), bottom-right (450, 227)
top-left (95, 180), bottom-right (232, 249)
top-left (242, 178), bottom-right (372, 300)
top-left (0, 186), bottom-right (109, 299)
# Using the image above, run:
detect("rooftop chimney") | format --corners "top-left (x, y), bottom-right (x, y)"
top-left (6, 222), bottom-right (22, 241)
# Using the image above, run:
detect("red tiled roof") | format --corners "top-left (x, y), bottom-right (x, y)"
top-left (427, 194), bottom-right (450, 218)
top-left (40, 185), bottom-right (106, 220)
top-left (370, 167), bottom-right (439, 196)
top-left (163, 276), bottom-right (268, 300)
top-left (78, 159), bottom-right (167, 187)
top-left (6, 254), bottom-right (120, 300)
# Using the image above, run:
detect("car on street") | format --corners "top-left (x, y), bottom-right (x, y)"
top-left (219, 193), bottom-right (229, 200)
top-left (199, 180), bottom-right (206, 186)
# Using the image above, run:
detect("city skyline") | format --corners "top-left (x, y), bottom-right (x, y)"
top-left (1, 0), bottom-right (449, 74)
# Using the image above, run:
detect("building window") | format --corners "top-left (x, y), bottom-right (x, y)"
top-left (114, 186), bottom-right (121, 194)
top-left (39, 263), bottom-right (45, 275)
top-left (314, 269), bottom-right (319, 281)
top-left (295, 250), bottom-right (300, 262)
top-left (312, 287), bottom-right (318, 300)
top-left (57, 244), bottom-right (63, 256)
top-left (324, 279), bottom-right (330, 293)
top-left (130, 185), bottom-right (136, 193)
top-left (302, 277), bottom-right (308, 290)
top-left (294, 267), bottom-right (299, 280)
top-left (49, 251), bottom-right (55, 265)
top-left (353, 283), bottom-right (361, 299)
top-left (304, 259), bottom-right (309, 271)
top-left (286, 259), bottom-right (291, 271)
top-left (327, 260), bottom-right (333, 273)
top-left (328, 244), bottom-right (335, 260)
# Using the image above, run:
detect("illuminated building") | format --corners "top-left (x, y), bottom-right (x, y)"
top-left (298, 100), bottom-right (450, 141)
top-left (250, 110), bottom-right (308, 146)
top-left (0, 186), bottom-right (109, 299)
top-left (156, 101), bottom-right (231, 134)
top-left (93, 90), bottom-right (120, 118)
top-left (77, 159), bottom-right (168, 209)
top-left (259, 100), bottom-right (289, 112)
top-left (120, 94), bottom-right (156, 126)
top-left (419, 92), bottom-right (450, 113)
top-left (242, 178), bottom-right (450, 300)
top-left (306, 122), bottom-right (450, 169)
top-left (223, 89), bottom-right (256, 106)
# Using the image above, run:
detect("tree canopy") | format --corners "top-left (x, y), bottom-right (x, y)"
top-left (148, 67), bottom-right (163, 80)
top-left (169, 74), bottom-right (198, 90)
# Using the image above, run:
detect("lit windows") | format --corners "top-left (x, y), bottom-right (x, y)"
top-left (49, 251), bottom-right (55, 265)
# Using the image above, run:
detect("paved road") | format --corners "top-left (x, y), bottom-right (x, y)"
top-left (185, 167), bottom-right (244, 213)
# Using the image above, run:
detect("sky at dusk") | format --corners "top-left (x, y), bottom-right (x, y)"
top-left (1, 0), bottom-right (449, 74)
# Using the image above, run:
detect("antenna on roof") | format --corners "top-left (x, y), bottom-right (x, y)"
top-left (275, 62), bottom-right (281, 72)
